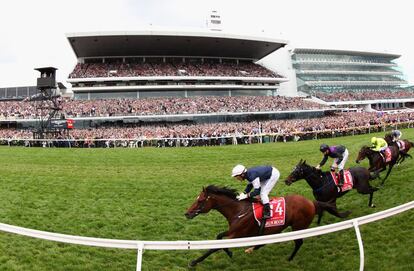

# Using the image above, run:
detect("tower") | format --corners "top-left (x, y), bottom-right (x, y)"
top-left (207, 10), bottom-right (223, 31)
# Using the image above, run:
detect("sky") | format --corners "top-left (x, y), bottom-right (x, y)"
top-left (0, 0), bottom-right (413, 88)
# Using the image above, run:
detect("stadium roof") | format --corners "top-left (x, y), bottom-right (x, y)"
top-left (293, 48), bottom-right (400, 59)
top-left (66, 30), bottom-right (288, 60)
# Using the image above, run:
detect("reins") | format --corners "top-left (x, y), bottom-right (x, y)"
top-left (205, 194), bottom-right (261, 220)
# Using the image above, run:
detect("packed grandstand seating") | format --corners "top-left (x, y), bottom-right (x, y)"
top-left (1, 112), bottom-right (413, 147)
top-left (69, 59), bottom-right (282, 78)
top-left (0, 96), bottom-right (327, 119)
top-left (308, 90), bottom-right (414, 102)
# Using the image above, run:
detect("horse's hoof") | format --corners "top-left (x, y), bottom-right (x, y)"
top-left (245, 247), bottom-right (254, 254)
top-left (370, 204), bottom-right (376, 208)
top-left (188, 261), bottom-right (197, 268)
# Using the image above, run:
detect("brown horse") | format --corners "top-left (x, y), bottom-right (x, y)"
top-left (185, 185), bottom-right (339, 267)
top-left (384, 133), bottom-right (413, 165)
top-left (355, 145), bottom-right (399, 185)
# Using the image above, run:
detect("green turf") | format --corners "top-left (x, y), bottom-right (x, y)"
top-left (0, 129), bottom-right (413, 270)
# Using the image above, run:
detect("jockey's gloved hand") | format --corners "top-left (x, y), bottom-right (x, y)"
top-left (330, 166), bottom-right (336, 172)
top-left (236, 193), bottom-right (248, 201)
top-left (315, 165), bottom-right (321, 170)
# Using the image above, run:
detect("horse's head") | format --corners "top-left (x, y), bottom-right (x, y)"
top-left (384, 133), bottom-right (393, 145)
top-left (285, 159), bottom-right (314, 185)
top-left (185, 187), bottom-right (214, 219)
top-left (185, 185), bottom-right (238, 219)
top-left (355, 145), bottom-right (371, 163)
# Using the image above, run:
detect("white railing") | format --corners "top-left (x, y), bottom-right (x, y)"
top-left (0, 201), bottom-right (412, 271)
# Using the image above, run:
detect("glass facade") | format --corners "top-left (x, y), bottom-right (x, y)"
top-left (0, 86), bottom-right (38, 100)
top-left (74, 88), bottom-right (278, 100)
top-left (292, 50), bottom-right (407, 95)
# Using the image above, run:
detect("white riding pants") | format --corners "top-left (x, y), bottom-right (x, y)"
top-left (260, 167), bottom-right (280, 204)
top-left (334, 149), bottom-right (349, 171)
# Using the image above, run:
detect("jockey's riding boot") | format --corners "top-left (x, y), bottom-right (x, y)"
top-left (262, 203), bottom-right (271, 219)
top-left (338, 170), bottom-right (344, 187)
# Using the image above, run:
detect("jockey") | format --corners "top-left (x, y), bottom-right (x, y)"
top-left (316, 144), bottom-right (349, 189)
top-left (232, 164), bottom-right (280, 220)
top-left (391, 130), bottom-right (402, 142)
top-left (371, 137), bottom-right (388, 154)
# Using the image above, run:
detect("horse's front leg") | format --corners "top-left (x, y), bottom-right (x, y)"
top-left (381, 165), bottom-right (394, 186)
top-left (216, 231), bottom-right (232, 258)
top-left (189, 248), bottom-right (221, 267)
top-left (189, 231), bottom-right (232, 267)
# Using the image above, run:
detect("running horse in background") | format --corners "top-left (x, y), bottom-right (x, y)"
top-left (285, 160), bottom-right (378, 224)
top-left (185, 185), bottom-right (340, 267)
top-left (384, 133), bottom-right (413, 165)
top-left (355, 145), bottom-right (400, 185)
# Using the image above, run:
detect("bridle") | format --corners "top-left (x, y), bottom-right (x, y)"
top-left (193, 192), bottom-right (253, 220)
top-left (291, 164), bottom-right (331, 192)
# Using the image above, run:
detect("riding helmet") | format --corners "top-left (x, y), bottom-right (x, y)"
top-left (320, 144), bottom-right (329, 152)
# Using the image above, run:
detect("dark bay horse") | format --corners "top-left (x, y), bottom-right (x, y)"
top-left (355, 145), bottom-right (399, 185)
top-left (185, 185), bottom-right (339, 267)
top-left (284, 160), bottom-right (378, 223)
top-left (384, 133), bottom-right (413, 164)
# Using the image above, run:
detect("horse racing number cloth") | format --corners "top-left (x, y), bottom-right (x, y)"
top-left (397, 140), bottom-right (406, 151)
top-left (384, 148), bottom-right (392, 162)
top-left (253, 197), bottom-right (286, 227)
top-left (330, 170), bottom-right (353, 192)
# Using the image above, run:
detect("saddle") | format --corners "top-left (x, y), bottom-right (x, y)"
top-left (380, 148), bottom-right (392, 163)
top-left (252, 197), bottom-right (286, 228)
top-left (329, 170), bottom-right (353, 192)
top-left (396, 140), bottom-right (406, 151)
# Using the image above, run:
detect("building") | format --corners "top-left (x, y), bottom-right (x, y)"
top-left (271, 47), bottom-right (411, 110)
top-left (66, 30), bottom-right (289, 100)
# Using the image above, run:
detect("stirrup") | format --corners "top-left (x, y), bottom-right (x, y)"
top-left (262, 213), bottom-right (272, 220)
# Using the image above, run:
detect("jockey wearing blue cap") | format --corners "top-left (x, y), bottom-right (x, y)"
top-left (232, 164), bottom-right (280, 220)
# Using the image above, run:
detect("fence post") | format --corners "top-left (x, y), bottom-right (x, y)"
top-left (353, 220), bottom-right (364, 271)
top-left (136, 242), bottom-right (144, 271)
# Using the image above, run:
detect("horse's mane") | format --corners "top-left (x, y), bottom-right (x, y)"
top-left (300, 160), bottom-right (316, 171)
top-left (205, 185), bottom-right (238, 199)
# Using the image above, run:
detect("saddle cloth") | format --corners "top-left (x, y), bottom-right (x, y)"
top-left (330, 170), bottom-right (353, 192)
top-left (397, 140), bottom-right (406, 151)
top-left (253, 197), bottom-right (286, 228)
top-left (384, 148), bottom-right (392, 162)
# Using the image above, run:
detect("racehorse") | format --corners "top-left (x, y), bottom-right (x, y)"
top-left (185, 185), bottom-right (340, 267)
top-left (384, 133), bottom-right (413, 165)
top-left (355, 145), bottom-right (399, 185)
top-left (284, 160), bottom-right (378, 223)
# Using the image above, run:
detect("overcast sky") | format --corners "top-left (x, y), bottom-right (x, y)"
top-left (0, 0), bottom-right (412, 88)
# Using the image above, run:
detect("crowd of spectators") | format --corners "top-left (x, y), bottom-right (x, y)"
top-left (310, 90), bottom-right (414, 102)
top-left (68, 60), bottom-right (282, 78)
top-left (1, 111), bottom-right (413, 145)
top-left (0, 96), bottom-right (326, 119)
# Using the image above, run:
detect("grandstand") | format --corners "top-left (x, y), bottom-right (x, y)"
top-left (3, 31), bottom-right (414, 147)
top-left (278, 48), bottom-right (413, 110)
top-left (0, 86), bottom-right (38, 100)
top-left (66, 30), bottom-right (288, 100)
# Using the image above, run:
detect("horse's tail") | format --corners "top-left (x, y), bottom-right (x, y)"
top-left (313, 200), bottom-right (351, 219)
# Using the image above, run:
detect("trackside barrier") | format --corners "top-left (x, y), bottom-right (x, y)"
top-left (0, 201), bottom-right (412, 271)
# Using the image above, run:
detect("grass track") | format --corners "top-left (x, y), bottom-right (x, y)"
top-left (0, 129), bottom-right (413, 270)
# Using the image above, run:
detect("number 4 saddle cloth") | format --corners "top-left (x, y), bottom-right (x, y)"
top-left (252, 197), bottom-right (286, 228)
